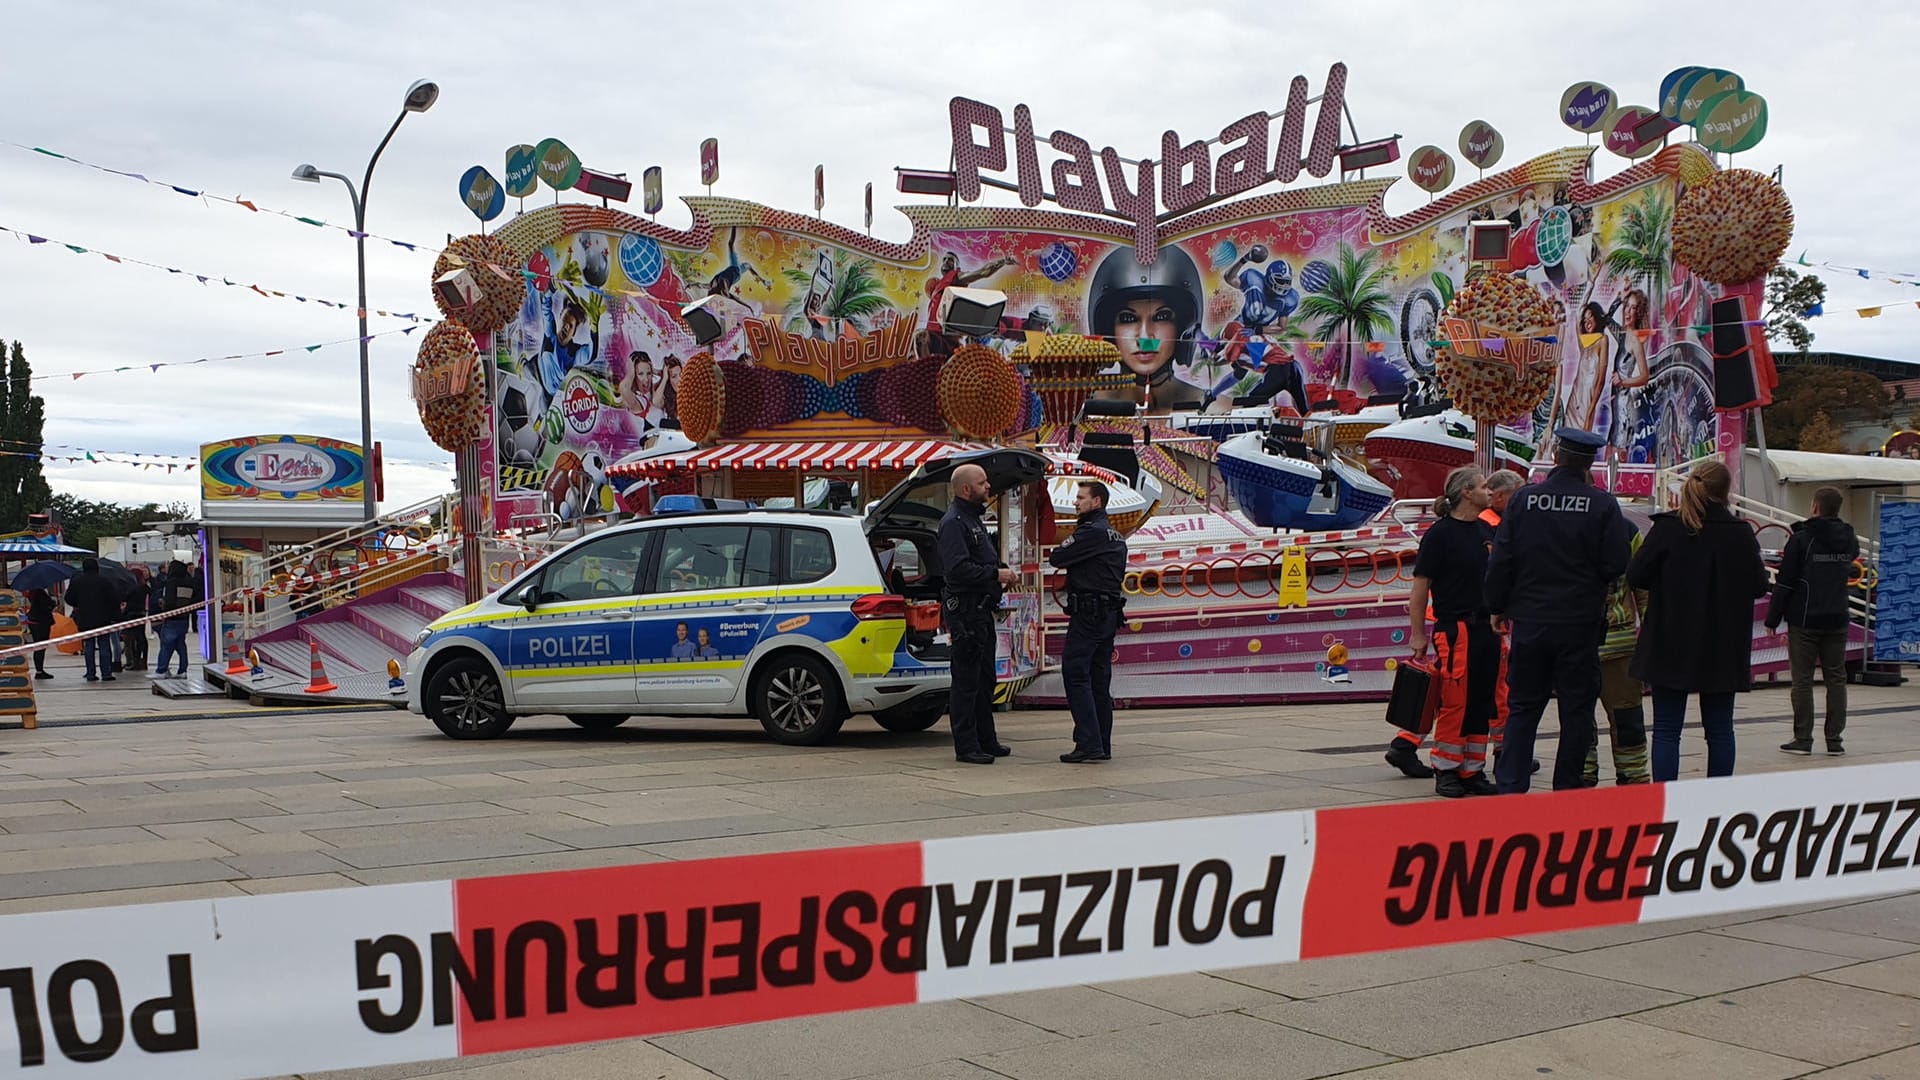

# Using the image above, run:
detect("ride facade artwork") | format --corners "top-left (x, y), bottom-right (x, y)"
top-left (423, 63), bottom-right (1796, 708)
top-left (474, 130), bottom-right (1751, 532)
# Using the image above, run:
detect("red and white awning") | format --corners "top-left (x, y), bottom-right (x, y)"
top-left (607, 439), bottom-right (973, 478)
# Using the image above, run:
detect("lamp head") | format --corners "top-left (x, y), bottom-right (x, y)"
top-left (403, 79), bottom-right (439, 114)
top-left (291, 163), bottom-right (321, 183)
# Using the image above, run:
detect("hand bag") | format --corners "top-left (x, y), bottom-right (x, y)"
top-left (1385, 658), bottom-right (1441, 735)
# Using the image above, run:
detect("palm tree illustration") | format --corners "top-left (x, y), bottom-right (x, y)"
top-left (783, 254), bottom-right (893, 336)
top-left (1296, 243), bottom-right (1394, 388)
top-left (1602, 190), bottom-right (1672, 304)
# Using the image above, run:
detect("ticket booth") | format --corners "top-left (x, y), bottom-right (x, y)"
top-left (193, 436), bottom-right (372, 662)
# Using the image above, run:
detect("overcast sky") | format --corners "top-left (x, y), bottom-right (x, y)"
top-left (4, 0), bottom-right (1917, 512)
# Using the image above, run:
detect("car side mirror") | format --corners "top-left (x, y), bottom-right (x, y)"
top-left (516, 583), bottom-right (540, 611)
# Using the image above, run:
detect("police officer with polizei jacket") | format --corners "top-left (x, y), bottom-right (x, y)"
top-left (939, 463), bottom-right (1018, 765)
top-left (1484, 428), bottom-right (1634, 793)
top-left (1049, 479), bottom-right (1129, 763)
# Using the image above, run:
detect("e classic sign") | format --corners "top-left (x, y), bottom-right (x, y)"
top-left (201, 436), bottom-right (367, 503)
top-left (948, 63), bottom-right (1350, 258)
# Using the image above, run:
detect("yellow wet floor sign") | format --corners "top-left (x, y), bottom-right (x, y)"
top-left (1278, 550), bottom-right (1309, 609)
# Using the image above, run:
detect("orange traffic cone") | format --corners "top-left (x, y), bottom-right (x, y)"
top-left (224, 629), bottom-right (248, 675)
top-left (303, 640), bottom-right (338, 694)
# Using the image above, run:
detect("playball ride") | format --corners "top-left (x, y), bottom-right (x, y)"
top-left (403, 60), bottom-right (1822, 714)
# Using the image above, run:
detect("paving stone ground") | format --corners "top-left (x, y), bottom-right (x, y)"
top-left (2, 644), bottom-right (1916, 1079)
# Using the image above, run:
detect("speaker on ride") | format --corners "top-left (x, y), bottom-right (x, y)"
top-left (1709, 294), bottom-right (1762, 410)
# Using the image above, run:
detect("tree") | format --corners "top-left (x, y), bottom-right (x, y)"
top-left (1296, 243), bottom-right (1394, 387)
top-left (1796, 410), bottom-right (1844, 453)
top-left (1763, 267), bottom-right (1828, 353)
top-left (1762, 365), bottom-right (1891, 449)
top-left (782, 253), bottom-right (892, 336)
top-left (1602, 190), bottom-right (1673, 308)
top-left (0, 340), bottom-right (51, 533)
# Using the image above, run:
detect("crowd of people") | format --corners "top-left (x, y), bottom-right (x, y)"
top-left (1387, 428), bottom-right (1856, 795)
top-left (933, 431), bottom-right (1860, 785)
top-left (20, 559), bottom-right (204, 682)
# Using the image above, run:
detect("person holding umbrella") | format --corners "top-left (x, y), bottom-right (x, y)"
top-left (64, 558), bottom-right (121, 682)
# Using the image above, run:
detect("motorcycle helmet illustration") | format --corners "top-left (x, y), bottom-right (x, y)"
top-left (1087, 244), bottom-right (1206, 369)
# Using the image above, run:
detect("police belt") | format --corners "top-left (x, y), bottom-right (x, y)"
top-left (942, 591), bottom-right (998, 614)
top-left (1065, 591), bottom-right (1124, 615)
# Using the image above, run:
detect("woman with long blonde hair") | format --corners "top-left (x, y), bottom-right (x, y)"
top-left (1626, 459), bottom-right (1769, 780)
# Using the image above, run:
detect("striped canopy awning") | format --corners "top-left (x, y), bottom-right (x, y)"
top-left (0, 536), bottom-right (92, 555)
top-left (607, 439), bottom-right (972, 479)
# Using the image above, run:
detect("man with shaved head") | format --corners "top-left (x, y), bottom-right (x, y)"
top-left (938, 461), bottom-right (1017, 764)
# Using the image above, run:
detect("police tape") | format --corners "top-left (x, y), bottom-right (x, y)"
top-left (0, 600), bottom-right (217, 662)
top-left (2, 762), bottom-right (1916, 1079)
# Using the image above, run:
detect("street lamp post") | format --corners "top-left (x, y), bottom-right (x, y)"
top-left (294, 78), bottom-right (439, 524)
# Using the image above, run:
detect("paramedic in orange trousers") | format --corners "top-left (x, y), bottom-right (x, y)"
top-left (1481, 468), bottom-right (1526, 772)
top-left (1387, 467), bottom-right (1499, 795)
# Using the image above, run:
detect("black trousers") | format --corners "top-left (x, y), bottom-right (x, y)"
top-left (27, 622), bottom-right (50, 672)
top-left (1497, 619), bottom-right (1602, 794)
top-left (946, 605), bottom-right (999, 756)
top-left (1062, 606), bottom-right (1119, 754)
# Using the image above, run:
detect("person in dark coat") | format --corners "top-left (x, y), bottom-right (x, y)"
top-left (1764, 486), bottom-right (1859, 756)
top-left (24, 587), bottom-right (55, 679)
top-left (120, 568), bottom-right (151, 672)
top-left (1627, 459), bottom-right (1769, 781)
top-left (63, 558), bottom-right (122, 682)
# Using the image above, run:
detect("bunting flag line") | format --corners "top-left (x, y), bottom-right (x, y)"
top-left (1791, 252), bottom-right (1920, 286)
top-left (31, 327), bottom-right (418, 385)
top-left (18, 448), bottom-right (199, 471)
top-left (0, 224), bottom-right (436, 323)
top-left (5, 141), bottom-right (434, 256)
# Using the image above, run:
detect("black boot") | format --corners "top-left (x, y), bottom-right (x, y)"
top-left (1386, 740), bottom-right (1434, 778)
top-left (1434, 769), bottom-right (1468, 798)
top-left (1459, 771), bottom-right (1498, 796)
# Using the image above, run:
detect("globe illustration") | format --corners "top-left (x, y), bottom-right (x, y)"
top-left (619, 234), bottom-right (665, 287)
top-left (1534, 205), bottom-right (1572, 268)
top-left (1038, 241), bottom-right (1078, 282)
top-left (1300, 259), bottom-right (1335, 294)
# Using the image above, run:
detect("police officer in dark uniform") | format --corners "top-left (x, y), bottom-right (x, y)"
top-left (1049, 479), bottom-right (1129, 763)
top-left (1484, 428), bottom-right (1633, 793)
top-left (938, 462), bottom-right (1017, 765)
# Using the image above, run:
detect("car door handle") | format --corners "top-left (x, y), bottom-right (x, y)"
top-left (733, 602), bottom-right (772, 612)
top-left (596, 611), bottom-right (635, 621)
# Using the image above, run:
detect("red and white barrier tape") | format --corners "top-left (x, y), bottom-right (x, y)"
top-left (1, 762), bottom-right (1914, 1079)
top-left (0, 600), bottom-right (217, 662)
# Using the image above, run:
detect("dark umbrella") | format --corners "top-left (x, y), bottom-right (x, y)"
top-left (10, 560), bottom-right (76, 592)
top-left (93, 557), bottom-right (139, 595)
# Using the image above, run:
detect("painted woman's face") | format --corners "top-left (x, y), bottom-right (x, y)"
top-left (1113, 299), bottom-right (1179, 376)
top-left (1580, 307), bottom-right (1599, 334)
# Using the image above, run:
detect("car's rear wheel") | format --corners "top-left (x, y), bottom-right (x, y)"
top-left (425, 656), bottom-right (514, 740)
top-left (567, 713), bottom-right (630, 731)
top-left (873, 696), bottom-right (947, 733)
top-left (753, 653), bottom-right (845, 746)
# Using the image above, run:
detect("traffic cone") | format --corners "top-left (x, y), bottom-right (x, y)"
top-left (224, 629), bottom-right (248, 675)
top-left (303, 640), bottom-right (338, 694)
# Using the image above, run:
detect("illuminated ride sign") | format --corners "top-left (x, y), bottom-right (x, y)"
top-left (742, 315), bottom-right (920, 385)
top-left (949, 63), bottom-right (1351, 257)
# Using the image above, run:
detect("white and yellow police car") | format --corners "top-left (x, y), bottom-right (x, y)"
top-left (406, 449), bottom-right (1048, 746)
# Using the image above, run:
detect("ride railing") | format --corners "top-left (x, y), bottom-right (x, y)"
top-left (1038, 514), bottom-right (1429, 633)
top-left (233, 494), bottom-right (458, 644)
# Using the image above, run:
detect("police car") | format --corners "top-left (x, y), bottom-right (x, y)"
top-left (407, 449), bottom-right (1047, 746)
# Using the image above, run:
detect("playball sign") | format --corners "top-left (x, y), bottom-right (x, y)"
top-left (201, 435), bottom-right (367, 503)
